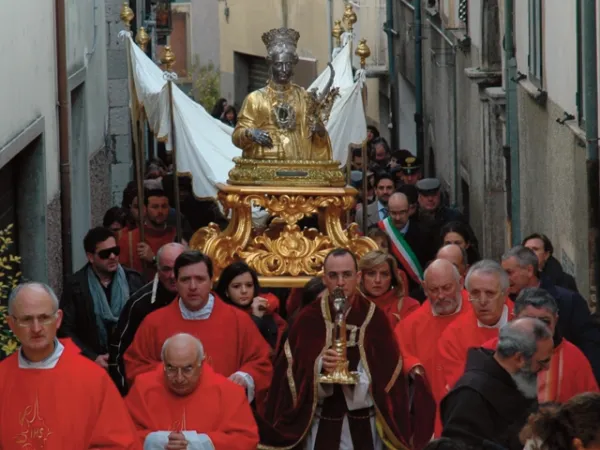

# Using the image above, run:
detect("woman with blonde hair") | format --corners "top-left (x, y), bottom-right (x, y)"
top-left (359, 249), bottom-right (420, 326)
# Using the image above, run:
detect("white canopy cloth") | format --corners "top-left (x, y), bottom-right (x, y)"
top-left (124, 35), bottom-right (367, 199)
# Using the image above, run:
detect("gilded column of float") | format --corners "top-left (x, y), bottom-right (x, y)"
top-left (356, 38), bottom-right (371, 236)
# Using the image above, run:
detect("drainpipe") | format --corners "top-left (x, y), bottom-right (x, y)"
top-left (413, 0), bottom-right (424, 161)
top-left (582, 0), bottom-right (599, 301)
top-left (384, 0), bottom-right (399, 150)
top-left (504, 0), bottom-right (521, 246)
top-left (56, 0), bottom-right (72, 278)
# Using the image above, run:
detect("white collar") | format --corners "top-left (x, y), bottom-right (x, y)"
top-left (18, 339), bottom-right (65, 369)
top-left (477, 304), bottom-right (509, 329)
top-left (178, 294), bottom-right (215, 320)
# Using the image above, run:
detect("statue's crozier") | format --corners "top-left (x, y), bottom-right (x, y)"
top-left (229, 27), bottom-right (345, 186)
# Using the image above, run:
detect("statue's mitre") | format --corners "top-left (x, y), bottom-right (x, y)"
top-left (261, 28), bottom-right (300, 51)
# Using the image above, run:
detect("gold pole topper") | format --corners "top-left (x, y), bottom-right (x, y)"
top-left (120, 2), bottom-right (134, 30)
top-left (332, 20), bottom-right (345, 48)
top-left (343, 4), bottom-right (358, 32)
top-left (355, 38), bottom-right (371, 68)
top-left (135, 27), bottom-right (150, 52)
top-left (161, 46), bottom-right (176, 72)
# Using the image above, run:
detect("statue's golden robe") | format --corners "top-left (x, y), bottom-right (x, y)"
top-left (232, 82), bottom-right (333, 161)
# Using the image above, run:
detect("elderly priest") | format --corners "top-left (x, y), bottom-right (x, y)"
top-left (126, 333), bottom-right (259, 449)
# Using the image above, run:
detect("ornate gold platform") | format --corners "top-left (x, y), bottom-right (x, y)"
top-left (228, 158), bottom-right (346, 187)
top-left (189, 183), bottom-right (377, 287)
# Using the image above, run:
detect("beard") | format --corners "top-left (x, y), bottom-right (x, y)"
top-left (511, 366), bottom-right (538, 399)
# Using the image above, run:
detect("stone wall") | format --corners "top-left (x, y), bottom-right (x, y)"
top-left (90, 147), bottom-right (113, 227)
top-left (46, 195), bottom-right (64, 296)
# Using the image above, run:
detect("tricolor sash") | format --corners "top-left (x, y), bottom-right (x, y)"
top-left (378, 217), bottom-right (424, 283)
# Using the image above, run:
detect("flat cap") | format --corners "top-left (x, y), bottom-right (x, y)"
top-left (416, 177), bottom-right (441, 194)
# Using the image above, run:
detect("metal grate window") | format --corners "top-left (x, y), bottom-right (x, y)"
top-left (458, 0), bottom-right (468, 25)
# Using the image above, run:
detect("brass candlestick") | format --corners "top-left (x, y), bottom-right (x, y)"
top-left (319, 288), bottom-right (359, 385)
top-left (355, 38), bottom-right (371, 68)
top-left (161, 46), bottom-right (176, 72)
top-left (343, 4), bottom-right (357, 33)
top-left (120, 2), bottom-right (134, 30)
top-left (332, 20), bottom-right (345, 48)
top-left (136, 27), bottom-right (150, 52)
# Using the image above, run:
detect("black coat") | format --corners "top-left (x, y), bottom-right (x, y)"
top-left (108, 279), bottom-right (175, 394)
top-left (58, 264), bottom-right (145, 360)
top-left (441, 348), bottom-right (537, 450)
top-left (399, 220), bottom-right (436, 295)
top-left (541, 256), bottom-right (578, 293)
top-left (539, 278), bottom-right (600, 382)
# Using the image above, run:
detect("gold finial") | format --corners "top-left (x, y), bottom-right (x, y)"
top-left (332, 20), bottom-right (345, 47)
top-left (161, 46), bottom-right (176, 72)
top-left (343, 4), bottom-right (358, 32)
top-left (355, 38), bottom-right (371, 68)
top-left (135, 27), bottom-right (150, 52)
top-left (120, 2), bottom-right (135, 30)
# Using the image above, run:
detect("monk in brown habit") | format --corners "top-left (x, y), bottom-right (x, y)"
top-left (256, 248), bottom-right (434, 450)
top-left (126, 333), bottom-right (259, 449)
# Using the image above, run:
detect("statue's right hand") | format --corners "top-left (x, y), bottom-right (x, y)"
top-left (321, 348), bottom-right (343, 374)
top-left (248, 128), bottom-right (273, 148)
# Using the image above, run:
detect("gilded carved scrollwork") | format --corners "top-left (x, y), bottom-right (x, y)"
top-left (189, 184), bottom-right (378, 281)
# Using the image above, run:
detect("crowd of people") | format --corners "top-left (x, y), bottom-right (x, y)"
top-left (1, 129), bottom-right (600, 450)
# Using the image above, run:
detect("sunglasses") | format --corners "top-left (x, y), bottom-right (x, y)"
top-left (97, 246), bottom-right (120, 259)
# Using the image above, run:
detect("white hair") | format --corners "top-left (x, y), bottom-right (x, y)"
top-left (161, 333), bottom-right (205, 363)
top-left (156, 242), bottom-right (187, 267)
top-left (465, 259), bottom-right (509, 291)
top-left (8, 282), bottom-right (59, 315)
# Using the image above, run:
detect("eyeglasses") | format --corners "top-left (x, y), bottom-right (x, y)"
top-left (469, 292), bottom-right (501, 304)
top-left (97, 246), bottom-right (120, 259)
top-left (164, 364), bottom-right (199, 377)
top-left (11, 312), bottom-right (58, 328)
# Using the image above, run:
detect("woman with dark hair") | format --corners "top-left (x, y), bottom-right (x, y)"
top-left (221, 105), bottom-right (237, 127)
top-left (211, 98), bottom-right (228, 119)
top-left (367, 125), bottom-right (380, 143)
top-left (102, 207), bottom-right (128, 234)
top-left (440, 221), bottom-right (481, 264)
top-left (521, 395), bottom-right (600, 449)
top-left (215, 261), bottom-right (286, 354)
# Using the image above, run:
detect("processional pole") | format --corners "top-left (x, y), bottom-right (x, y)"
top-left (356, 39), bottom-right (371, 236)
top-left (162, 46), bottom-right (183, 243)
top-left (121, 2), bottom-right (146, 244)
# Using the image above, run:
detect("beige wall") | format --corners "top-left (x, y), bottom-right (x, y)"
top-left (0, 2), bottom-right (59, 202)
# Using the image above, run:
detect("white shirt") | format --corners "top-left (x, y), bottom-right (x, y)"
top-left (18, 339), bottom-right (64, 369)
top-left (477, 304), bottom-right (509, 329)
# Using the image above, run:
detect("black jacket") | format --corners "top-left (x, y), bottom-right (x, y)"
top-left (108, 279), bottom-right (176, 394)
top-left (541, 256), bottom-right (578, 293)
top-left (58, 264), bottom-right (145, 361)
top-left (539, 279), bottom-right (600, 382)
top-left (441, 348), bottom-right (537, 450)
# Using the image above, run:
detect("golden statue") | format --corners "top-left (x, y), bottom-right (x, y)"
top-left (229, 27), bottom-right (345, 187)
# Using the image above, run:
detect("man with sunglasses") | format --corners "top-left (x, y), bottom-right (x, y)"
top-left (0, 282), bottom-right (139, 448)
top-left (59, 227), bottom-right (144, 369)
top-left (109, 242), bottom-right (186, 395)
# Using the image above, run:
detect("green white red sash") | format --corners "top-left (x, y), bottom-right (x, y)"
top-left (378, 217), bottom-right (424, 283)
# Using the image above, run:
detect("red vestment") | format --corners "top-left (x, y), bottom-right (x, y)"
top-left (126, 364), bottom-right (259, 449)
top-left (483, 337), bottom-right (599, 403)
top-left (118, 226), bottom-right (177, 279)
top-left (368, 289), bottom-right (420, 328)
top-left (0, 341), bottom-right (140, 449)
top-left (256, 294), bottom-right (435, 450)
top-left (124, 296), bottom-right (272, 397)
top-left (438, 301), bottom-right (514, 395)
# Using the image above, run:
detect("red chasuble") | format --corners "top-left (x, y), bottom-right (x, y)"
top-left (126, 364), bottom-right (259, 449)
top-left (124, 296), bottom-right (272, 395)
top-left (438, 301), bottom-right (514, 394)
top-left (483, 337), bottom-right (599, 403)
top-left (368, 289), bottom-right (420, 328)
top-left (256, 294), bottom-right (435, 450)
top-left (0, 342), bottom-right (140, 449)
top-left (118, 226), bottom-right (177, 279)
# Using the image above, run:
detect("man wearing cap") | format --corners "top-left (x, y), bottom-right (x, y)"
top-left (414, 178), bottom-right (474, 250)
top-left (399, 155), bottom-right (423, 186)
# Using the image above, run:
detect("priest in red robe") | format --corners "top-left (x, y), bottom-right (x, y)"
top-left (124, 251), bottom-right (272, 403)
top-left (126, 333), bottom-right (258, 449)
top-left (482, 287), bottom-right (599, 403)
top-left (1, 282), bottom-right (139, 449)
top-left (256, 248), bottom-right (435, 450)
top-left (438, 260), bottom-right (514, 395)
